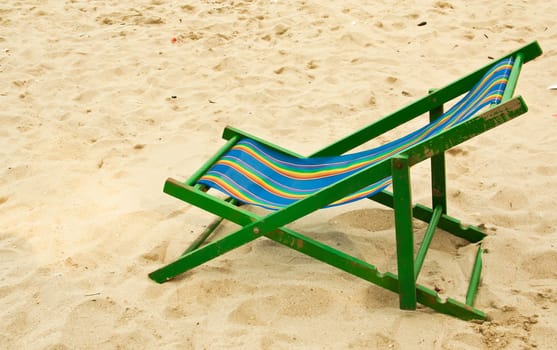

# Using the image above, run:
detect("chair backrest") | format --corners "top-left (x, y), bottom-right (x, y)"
top-left (198, 58), bottom-right (515, 210)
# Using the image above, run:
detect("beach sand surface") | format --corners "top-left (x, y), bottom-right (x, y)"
top-left (1, 1), bottom-right (557, 349)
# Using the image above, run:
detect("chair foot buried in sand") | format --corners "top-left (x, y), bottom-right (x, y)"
top-left (149, 41), bottom-right (543, 321)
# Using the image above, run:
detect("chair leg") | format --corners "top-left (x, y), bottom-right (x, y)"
top-left (148, 224), bottom-right (261, 283)
top-left (430, 152), bottom-right (447, 214)
top-left (369, 192), bottom-right (486, 243)
top-left (429, 98), bottom-right (448, 214)
top-left (158, 176), bottom-right (487, 319)
top-left (265, 224), bottom-right (486, 320)
top-left (391, 155), bottom-right (417, 310)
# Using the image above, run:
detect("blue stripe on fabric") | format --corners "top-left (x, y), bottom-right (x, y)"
top-left (198, 58), bottom-right (514, 210)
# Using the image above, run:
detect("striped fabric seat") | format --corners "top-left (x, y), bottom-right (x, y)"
top-left (198, 58), bottom-right (514, 210)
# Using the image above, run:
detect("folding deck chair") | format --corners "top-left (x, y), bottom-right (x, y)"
top-left (149, 41), bottom-right (542, 320)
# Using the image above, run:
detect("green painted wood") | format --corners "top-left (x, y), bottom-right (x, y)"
top-left (429, 102), bottom-right (448, 214)
top-left (148, 223), bottom-right (261, 283)
top-left (264, 227), bottom-right (399, 292)
top-left (181, 197), bottom-right (238, 255)
top-left (196, 97), bottom-right (527, 248)
top-left (502, 53), bottom-right (524, 102)
top-left (264, 225), bottom-right (485, 320)
top-left (416, 285), bottom-right (485, 320)
top-left (220, 44), bottom-right (539, 168)
top-left (371, 192), bottom-right (486, 243)
top-left (466, 246), bottom-right (484, 306)
top-left (182, 216), bottom-right (224, 255)
top-left (391, 155), bottom-right (417, 310)
top-left (153, 43), bottom-right (540, 320)
top-left (156, 95), bottom-right (526, 291)
top-left (163, 178), bottom-right (256, 226)
top-left (185, 136), bottom-right (240, 186)
top-left (405, 97), bottom-right (527, 166)
top-left (368, 96), bottom-right (527, 239)
top-left (157, 179), bottom-right (486, 319)
top-left (310, 41), bottom-right (541, 157)
top-left (414, 205), bottom-right (443, 278)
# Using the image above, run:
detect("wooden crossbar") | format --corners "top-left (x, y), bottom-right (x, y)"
top-left (150, 42), bottom-right (542, 321)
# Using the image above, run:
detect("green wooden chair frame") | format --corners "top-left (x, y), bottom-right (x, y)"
top-left (149, 41), bottom-right (542, 321)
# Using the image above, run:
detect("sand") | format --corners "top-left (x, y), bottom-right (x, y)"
top-left (1, 0), bottom-right (557, 349)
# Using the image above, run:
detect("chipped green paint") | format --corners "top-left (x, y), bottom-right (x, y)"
top-left (150, 42), bottom-right (542, 321)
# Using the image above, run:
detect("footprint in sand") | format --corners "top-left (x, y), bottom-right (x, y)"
top-left (3, 164), bottom-right (32, 183)
top-left (330, 208), bottom-right (395, 232)
top-left (489, 186), bottom-right (529, 210)
top-left (525, 287), bottom-right (557, 311)
top-left (447, 146), bottom-right (469, 157)
top-left (0, 233), bottom-right (36, 284)
top-left (61, 297), bottom-right (149, 348)
top-left (228, 285), bottom-right (333, 326)
top-left (96, 9), bottom-right (164, 26)
top-left (536, 165), bottom-right (557, 176)
top-left (434, 1), bottom-right (455, 10)
top-left (259, 332), bottom-right (299, 349)
top-left (521, 249), bottom-right (557, 279)
top-left (349, 332), bottom-right (400, 349)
